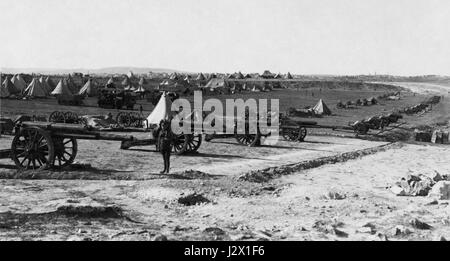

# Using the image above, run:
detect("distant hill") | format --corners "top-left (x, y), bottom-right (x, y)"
top-left (0, 66), bottom-right (186, 75)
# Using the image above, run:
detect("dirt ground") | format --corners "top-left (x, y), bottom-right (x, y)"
top-left (0, 82), bottom-right (449, 241)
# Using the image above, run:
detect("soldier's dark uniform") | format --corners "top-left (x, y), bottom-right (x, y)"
top-left (159, 120), bottom-right (173, 174)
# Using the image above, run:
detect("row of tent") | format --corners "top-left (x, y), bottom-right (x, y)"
top-left (0, 74), bottom-right (99, 98)
top-left (167, 71), bottom-right (294, 81)
top-left (1, 75), bottom-right (55, 98)
top-left (2, 71), bottom-right (294, 98)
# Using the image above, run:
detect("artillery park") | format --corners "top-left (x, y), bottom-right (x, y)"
top-left (1, 0), bottom-right (450, 243)
top-left (1, 72), bottom-right (449, 241)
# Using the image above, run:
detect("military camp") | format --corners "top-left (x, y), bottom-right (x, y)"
top-left (1, 0), bottom-right (450, 243)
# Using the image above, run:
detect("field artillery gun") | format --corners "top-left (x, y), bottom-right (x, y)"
top-left (0, 121), bottom-right (137, 170)
top-left (0, 118), bottom-right (204, 170)
top-left (362, 116), bottom-right (385, 130)
top-left (380, 112), bottom-right (403, 126)
top-left (119, 124), bottom-right (202, 155)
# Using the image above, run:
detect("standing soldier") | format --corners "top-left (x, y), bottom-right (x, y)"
top-left (159, 119), bottom-right (173, 174)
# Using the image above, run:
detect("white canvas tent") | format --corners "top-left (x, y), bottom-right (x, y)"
top-left (1, 79), bottom-right (10, 98)
top-left (312, 99), bottom-right (332, 115)
top-left (45, 76), bottom-right (55, 90)
top-left (134, 85), bottom-right (146, 93)
top-left (11, 74), bottom-right (27, 92)
top-left (39, 76), bottom-right (52, 95)
top-left (51, 79), bottom-right (73, 98)
top-left (2, 77), bottom-right (20, 95)
top-left (78, 79), bottom-right (96, 97)
top-left (145, 92), bottom-right (173, 127)
top-left (24, 78), bottom-right (47, 97)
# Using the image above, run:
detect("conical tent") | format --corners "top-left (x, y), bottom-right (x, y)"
top-left (312, 99), bottom-right (332, 115)
top-left (3, 77), bottom-right (20, 94)
top-left (134, 85), bottom-right (146, 93)
top-left (1, 78), bottom-right (10, 98)
top-left (124, 85), bottom-right (136, 91)
top-left (145, 92), bottom-right (173, 126)
top-left (235, 72), bottom-right (245, 79)
top-left (122, 76), bottom-right (130, 86)
top-left (45, 76), bottom-right (55, 90)
top-left (51, 79), bottom-right (73, 98)
top-left (286, 72), bottom-right (293, 79)
top-left (39, 76), bottom-right (52, 95)
top-left (196, 73), bottom-right (206, 81)
top-left (169, 73), bottom-right (179, 80)
top-left (106, 77), bottom-right (114, 85)
top-left (204, 78), bottom-right (228, 92)
top-left (11, 74), bottom-right (27, 92)
top-left (78, 79), bottom-right (96, 96)
top-left (105, 77), bottom-right (115, 88)
top-left (66, 76), bottom-right (78, 93)
top-left (25, 78), bottom-right (47, 97)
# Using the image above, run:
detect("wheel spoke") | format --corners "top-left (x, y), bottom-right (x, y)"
top-left (39, 154), bottom-right (47, 164)
top-left (17, 151), bottom-right (27, 158)
top-left (20, 156), bottom-right (28, 166)
top-left (36, 157), bottom-right (43, 166)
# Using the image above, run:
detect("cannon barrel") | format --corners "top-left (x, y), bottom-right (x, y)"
top-left (19, 121), bottom-right (136, 141)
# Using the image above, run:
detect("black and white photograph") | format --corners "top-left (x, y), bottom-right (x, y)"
top-left (0, 0), bottom-right (449, 245)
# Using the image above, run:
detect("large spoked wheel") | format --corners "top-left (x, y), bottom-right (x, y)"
top-left (64, 112), bottom-right (79, 124)
top-left (52, 137), bottom-right (78, 169)
top-left (172, 134), bottom-right (188, 155)
top-left (281, 128), bottom-right (300, 141)
top-left (185, 134), bottom-right (202, 153)
top-left (298, 127), bottom-right (307, 142)
top-left (49, 111), bottom-right (65, 123)
top-left (11, 127), bottom-right (55, 170)
top-left (235, 133), bottom-right (261, 147)
top-left (116, 112), bottom-right (131, 127)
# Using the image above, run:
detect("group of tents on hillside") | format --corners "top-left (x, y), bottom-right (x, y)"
top-left (1, 75), bottom-right (54, 98)
top-left (0, 74), bottom-right (98, 100)
top-left (1, 70), bottom-right (295, 99)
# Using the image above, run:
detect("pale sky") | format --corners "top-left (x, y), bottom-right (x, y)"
top-left (1, 0), bottom-right (450, 75)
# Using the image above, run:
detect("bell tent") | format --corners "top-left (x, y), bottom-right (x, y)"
top-left (312, 99), bottom-right (332, 115)
top-left (24, 78), bottom-right (47, 97)
top-left (145, 92), bottom-right (173, 127)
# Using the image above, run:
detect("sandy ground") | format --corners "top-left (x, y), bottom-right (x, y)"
top-left (0, 135), bottom-right (387, 178)
top-left (0, 82), bottom-right (449, 241)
